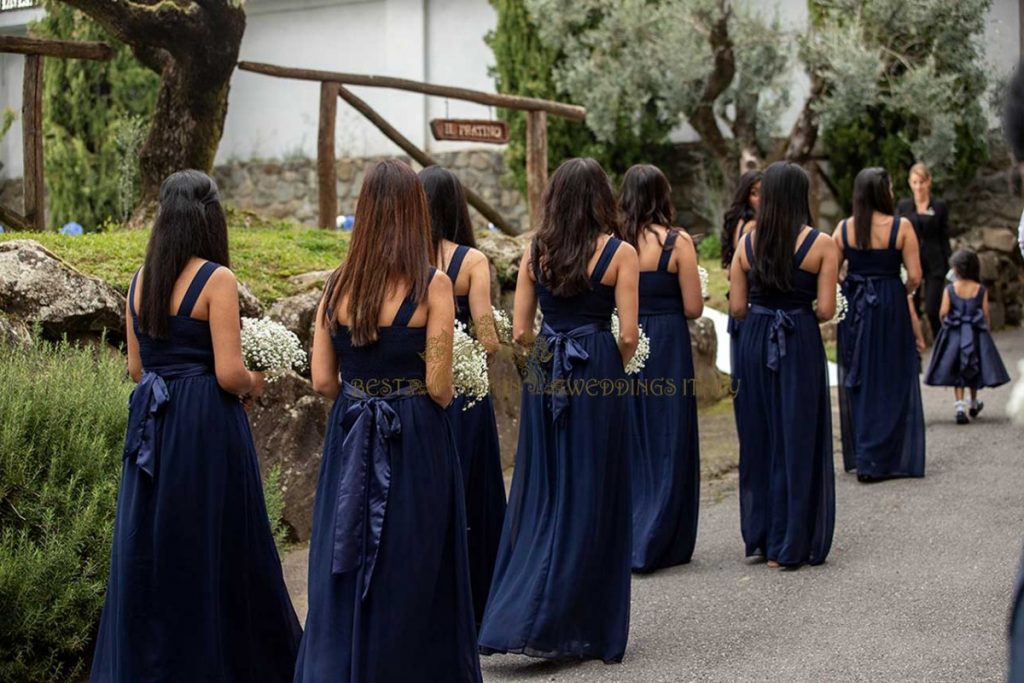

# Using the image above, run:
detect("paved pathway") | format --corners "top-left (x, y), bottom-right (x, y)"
top-left (283, 329), bottom-right (1024, 682)
top-left (480, 329), bottom-right (1024, 682)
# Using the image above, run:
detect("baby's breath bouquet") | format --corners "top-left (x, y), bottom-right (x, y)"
top-left (453, 320), bottom-right (489, 409)
top-left (697, 265), bottom-right (710, 300)
top-left (833, 284), bottom-right (848, 323)
top-left (611, 311), bottom-right (650, 375)
top-left (469, 306), bottom-right (513, 345)
top-left (241, 317), bottom-right (307, 373)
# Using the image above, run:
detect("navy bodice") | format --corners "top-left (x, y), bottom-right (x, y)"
top-left (841, 215), bottom-right (902, 279)
top-left (445, 244), bottom-right (473, 327)
top-left (536, 236), bottom-right (621, 332)
top-left (638, 230), bottom-right (683, 316)
top-left (330, 272), bottom-right (434, 386)
top-left (745, 229), bottom-right (821, 310)
top-left (129, 261), bottom-right (219, 374)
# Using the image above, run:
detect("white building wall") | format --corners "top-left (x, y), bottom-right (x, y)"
top-left (0, 6), bottom-right (44, 180)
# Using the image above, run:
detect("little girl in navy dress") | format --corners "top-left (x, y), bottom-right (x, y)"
top-left (923, 249), bottom-right (1010, 423)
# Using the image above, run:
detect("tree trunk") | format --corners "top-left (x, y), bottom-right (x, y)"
top-left (55, 0), bottom-right (245, 224)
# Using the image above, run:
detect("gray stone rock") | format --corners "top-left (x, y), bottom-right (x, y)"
top-left (477, 232), bottom-right (529, 291)
top-left (0, 314), bottom-right (30, 348)
top-left (268, 289), bottom-right (322, 354)
top-left (981, 227), bottom-right (1019, 254)
top-left (0, 239), bottom-right (124, 340)
top-left (237, 281), bottom-right (264, 318)
top-left (249, 370), bottom-right (331, 542)
top-left (288, 269), bottom-right (334, 291)
top-left (688, 317), bottom-right (728, 407)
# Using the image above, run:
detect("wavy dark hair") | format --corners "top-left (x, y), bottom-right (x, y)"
top-left (950, 248), bottom-right (980, 282)
top-left (852, 167), bottom-right (895, 249)
top-left (138, 170), bottom-right (229, 339)
top-left (321, 159), bottom-right (433, 345)
top-left (617, 164), bottom-right (675, 249)
top-left (750, 162), bottom-right (810, 293)
top-left (532, 157), bottom-right (619, 297)
top-left (419, 166), bottom-right (476, 265)
top-left (721, 170), bottom-right (762, 268)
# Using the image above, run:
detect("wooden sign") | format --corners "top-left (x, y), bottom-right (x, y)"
top-left (430, 118), bottom-right (509, 144)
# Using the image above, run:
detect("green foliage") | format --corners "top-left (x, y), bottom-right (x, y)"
top-left (809, 0), bottom-right (992, 207)
top-left (262, 465), bottom-right (289, 552)
top-left (697, 232), bottom-right (722, 263)
top-left (1, 108), bottom-right (14, 140)
top-left (486, 0), bottom-right (672, 195)
top-left (0, 213), bottom-right (349, 303)
top-left (33, 4), bottom-right (158, 231)
top-left (0, 339), bottom-right (132, 682)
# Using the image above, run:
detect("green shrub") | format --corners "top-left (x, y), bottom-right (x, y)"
top-left (262, 465), bottom-right (289, 553)
top-left (0, 339), bottom-right (132, 682)
top-left (697, 232), bottom-right (722, 264)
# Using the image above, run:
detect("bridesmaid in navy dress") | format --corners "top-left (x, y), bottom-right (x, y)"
top-left (479, 158), bottom-right (640, 662)
top-left (833, 167), bottom-right (926, 481)
top-left (91, 170), bottom-right (300, 682)
top-left (722, 171), bottom-right (762, 363)
top-left (923, 249), bottom-right (1010, 423)
top-left (730, 162), bottom-right (838, 568)
top-left (296, 160), bottom-right (481, 682)
top-left (420, 166), bottom-right (506, 625)
top-left (1011, 550), bottom-right (1024, 683)
top-left (617, 164), bottom-right (703, 572)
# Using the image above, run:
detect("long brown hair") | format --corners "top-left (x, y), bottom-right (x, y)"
top-left (617, 164), bottom-right (675, 250)
top-left (852, 167), bottom-right (895, 249)
top-left (139, 170), bottom-right (229, 338)
top-left (320, 159), bottom-right (433, 345)
top-left (532, 157), bottom-right (619, 297)
top-left (419, 166), bottom-right (476, 265)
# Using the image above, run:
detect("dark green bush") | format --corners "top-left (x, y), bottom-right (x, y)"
top-left (0, 339), bottom-right (132, 682)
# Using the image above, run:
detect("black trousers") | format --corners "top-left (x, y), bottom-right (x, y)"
top-left (918, 275), bottom-right (945, 336)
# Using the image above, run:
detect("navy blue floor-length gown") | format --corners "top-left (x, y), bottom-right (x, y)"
top-left (630, 231), bottom-right (700, 572)
top-left (734, 231), bottom-right (835, 566)
top-left (91, 262), bottom-right (301, 682)
top-left (294, 271), bottom-right (482, 683)
top-left (478, 237), bottom-right (632, 663)
top-left (444, 245), bottom-right (507, 625)
top-left (924, 284), bottom-right (1010, 389)
top-left (1011, 549), bottom-right (1024, 682)
top-left (836, 217), bottom-right (926, 477)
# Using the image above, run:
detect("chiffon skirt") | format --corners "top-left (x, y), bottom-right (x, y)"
top-left (91, 374), bottom-right (301, 682)
top-left (478, 329), bottom-right (632, 662)
top-left (446, 394), bottom-right (507, 625)
top-left (295, 393), bottom-right (482, 683)
top-left (734, 309), bottom-right (835, 565)
top-left (838, 277), bottom-right (926, 477)
top-left (630, 312), bottom-right (700, 572)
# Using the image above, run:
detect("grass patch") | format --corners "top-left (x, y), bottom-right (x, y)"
top-left (699, 257), bottom-right (730, 312)
top-left (0, 209), bottom-right (348, 303)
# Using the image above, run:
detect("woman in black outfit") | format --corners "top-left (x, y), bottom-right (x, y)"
top-left (896, 162), bottom-right (951, 336)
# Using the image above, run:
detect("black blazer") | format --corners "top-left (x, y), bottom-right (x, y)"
top-left (896, 197), bottom-right (952, 278)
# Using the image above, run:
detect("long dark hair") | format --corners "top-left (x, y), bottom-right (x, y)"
top-left (721, 170), bottom-right (762, 268)
top-left (419, 166), bottom-right (476, 265)
top-left (751, 162), bottom-right (810, 292)
top-left (851, 167), bottom-right (895, 249)
top-left (950, 248), bottom-right (980, 282)
top-left (617, 164), bottom-right (675, 249)
top-left (532, 158), bottom-right (619, 297)
top-left (138, 170), bottom-right (229, 339)
top-left (321, 159), bottom-right (433, 345)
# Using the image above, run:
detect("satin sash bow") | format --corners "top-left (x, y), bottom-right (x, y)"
top-left (331, 381), bottom-right (417, 601)
top-left (945, 307), bottom-right (987, 380)
top-left (123, 363), bottom-right (210, 479)
top-left (749, 305), bottom-right (803, 372)
top-left (843, 273), bottom-right (881, 388)
top-left (539, 321), bottom-right (609, 422)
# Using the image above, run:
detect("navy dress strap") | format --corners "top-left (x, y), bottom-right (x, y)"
top-left (391, 268), bottom-right (436, 327)
top-left (177, 261), bottom-right (221, 318)
top-left (658, 231), bottom-right (679, 272)
top-left (840, 219), bottom-right (850, 249)
top-left (445, 245), bottom-right (471, 282)
top-left (794, 229), bottom-right (818, 268)
top-left (743, 231), bottom-right (755, 264)
top-left (128, 269), bottom-right (141, 319)
top-left (888, 215), bottom-right (900, 250)
top-left (590, 237), bottom-right (621, 284)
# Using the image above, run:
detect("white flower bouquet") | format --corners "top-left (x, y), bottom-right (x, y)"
top-left (241, 317), bottom-right (307, 373)
top-left (698, 265), bottom-right (710, 300)
top-left (833, 284), bottom-right (848, 323)
top-left (453, 320), bottom-right (490, 409)
top-left (611, 311), bottom-right (650, 375)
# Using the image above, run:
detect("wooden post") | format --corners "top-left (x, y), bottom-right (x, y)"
top-left (317, 81), bottom-right (339, 229)
top-left (22, 54), bottom-right (44, 231)
top-left (525, 110), bottom-right (548, 232)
